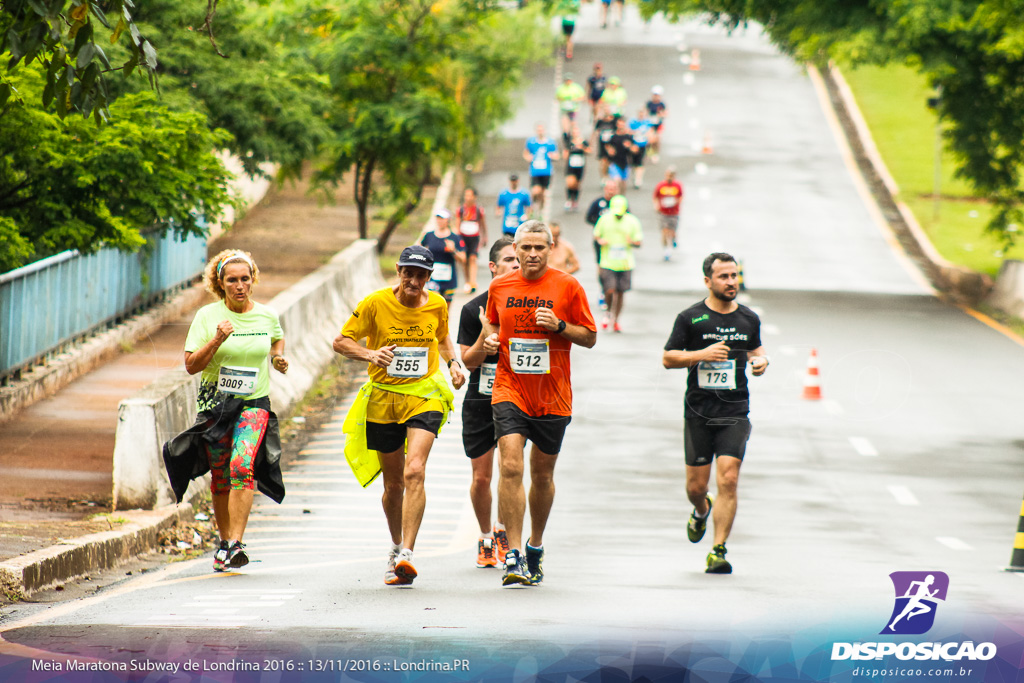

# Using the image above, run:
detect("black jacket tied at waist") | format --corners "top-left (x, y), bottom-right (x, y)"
top-left (162, 394), bottom-right (285, 504)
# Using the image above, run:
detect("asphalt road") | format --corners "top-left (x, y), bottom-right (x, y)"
top-left (2, 6), bottom-right (1022, 682)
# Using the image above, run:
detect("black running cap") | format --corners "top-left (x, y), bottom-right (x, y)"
top-left (397, 245), bottom-right (434, 271)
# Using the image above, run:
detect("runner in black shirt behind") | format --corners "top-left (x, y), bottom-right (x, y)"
top-left (604, 117), bottom-right (638, 194)
top-left (662, 252), bottom-right (768, 575)
top-left (457, 237), bottom-right (519, 569)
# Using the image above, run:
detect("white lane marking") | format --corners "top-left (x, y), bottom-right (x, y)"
top-left (887, 485), bottom-right (919, 506)
top-left (687, 95), bottom-right (698, 107)
top-left (680, 54), bottom-right (692, 65)
top-left (683, 73), bottom-right (695, 85)
top-left (822, 399), bottom-right (845, 415)
top-left (762, 324), bottom-right (780, 335)
top-left (778, 345), bottom-right (797, 356)
top-left (704, 215), bottom-right (718, 227)
top-left (694, 162), bottom-right (709, 175)
top-left (698, 187), bottom-right (712, 200)
top-left (689, 118), bottom-right (700, 129)
top-left (849, 437), bottom-right (878, 457)
top-left (936, 537), bottom-right (973, 551)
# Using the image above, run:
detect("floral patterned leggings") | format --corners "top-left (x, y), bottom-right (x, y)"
top-left (206, 407), bottom-right (269, 494)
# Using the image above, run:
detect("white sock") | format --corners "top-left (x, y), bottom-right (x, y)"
top-left (494, 522), bottom-right (506, 532)
top-left (481, 532), bottom-right (494, 540)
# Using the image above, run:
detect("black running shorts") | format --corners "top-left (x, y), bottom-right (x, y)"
top-left (683, 417), bottom-right (751, 466)
top-left (530, 175), bottom-right (552, 190)
top-left (462, 403), bottom-right (497, 459)
top-left (367, 411), bottom-right (444, 454)
top-left (492, 401), bottom-right (571, 456)
top-left (461, 234), bottom-right (481, 257)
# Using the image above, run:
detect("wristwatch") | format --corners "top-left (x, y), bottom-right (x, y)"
top-left (556, 319), bottom-right (566, 334)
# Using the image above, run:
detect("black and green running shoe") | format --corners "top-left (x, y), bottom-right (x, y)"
top-left (687, 493), bottom-right (713, 543)
top-left (705, 543), bottom-right (732, 574)
top-left (525, 542), bottom-right (544, 585)
top-left (502, 550), bottom-right (531, 587)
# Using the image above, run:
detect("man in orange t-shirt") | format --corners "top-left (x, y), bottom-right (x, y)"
top-left (484, 220), bottom-right (597, 587)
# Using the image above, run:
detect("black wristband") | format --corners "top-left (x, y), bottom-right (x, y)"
top-left (556, 319), bottom-right (566, 334)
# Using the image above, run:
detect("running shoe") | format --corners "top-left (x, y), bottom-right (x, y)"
top-left (599, 296), bottom-right (607, 311)
top-left (525, 542), bottom-right (544, 585)
top-left (493, 527), bottom-right (510, 559)
top-left (477, 537), bottom-right (497, 568)
top-left (384, 547), bottom-right (411, 585)
top-left (687, 493), bottom-right (713, 543)
top-left (395, 548), bottom-right (418, 584)
top-left (565, 200), bottom-right (573, 211)
top-left (502, 550), bottom-right (531, 586)
top-left (706, 543), bottom-right (732, 574)
top-left (213, 540), bottom-right (230, 572)
top-left (613, 321), bottom-right (622, 333)
top-left (227, 541), bottom-right (249, 568)
top-left (463, 283), bottom-right (473, 294)
top-left (602, 315), bottom-right (610, 330)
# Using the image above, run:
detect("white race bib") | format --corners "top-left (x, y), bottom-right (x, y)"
top-left (479, 362), bottom-right (497, 396)
top-left (431, 262), bottom-right (454, 282)
top-left (388, 347), bottom-right (429, 378)
top-left (697, 360), bottom-right (736, 390)
top-left (510, 338), bottom-right (550, 374)
top-left (532, 155), bottom-right (548, 170)
top-left (460, 220), bottom-right (479, 236)
top-left (660, 196), bottom-right (678, 208)
top-left (609, 245), bottom-right (628, 261)
top-left (218, 365), bottom-right (258, 395)
top-left (568, 154), bottom-right (585, 168)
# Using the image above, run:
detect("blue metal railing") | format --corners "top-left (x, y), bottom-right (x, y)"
top-left (0, 231), bottom-right (207, 380)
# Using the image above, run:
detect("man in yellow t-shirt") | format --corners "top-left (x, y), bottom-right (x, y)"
top-left (334, 245), bottom-right (466, 586)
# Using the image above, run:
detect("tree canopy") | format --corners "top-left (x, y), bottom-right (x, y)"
top-left (0, 0), bottom-right (550, 270)
top-left (310, 0), bottom-right (551, 252)
top-left (644, 0), bottom-right (1024, 240)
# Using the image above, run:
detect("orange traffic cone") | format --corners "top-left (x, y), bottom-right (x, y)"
top-left (802, 349), bottom-right (822, 400)
top-left (701, 131), bottom-right (714, 155)
top-left (690, 48), bottom-right (702, 71)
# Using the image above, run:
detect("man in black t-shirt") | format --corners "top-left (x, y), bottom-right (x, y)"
top-left (662, 252), bottom-right (768, 575)
top-left (457, 237), bottom-right (519, 569)
top-left (585, 180), bottom-right (618, 311)
top-left (604, 117), bottom-right (639, 194)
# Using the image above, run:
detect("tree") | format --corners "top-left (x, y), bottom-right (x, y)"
top-left (311, 0), bottom-right (551, 252)
top-left (643, 0), bottom-right (1024, 241)
top-left (117, 0), bottom-right (334, 179)
top-left (0, 0), bottom-right (159, 120)
top-left (0, 66), bottom-right (231, 271)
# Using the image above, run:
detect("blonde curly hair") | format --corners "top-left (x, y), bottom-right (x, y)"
top-left (204, 249), bottom-right (260, 300)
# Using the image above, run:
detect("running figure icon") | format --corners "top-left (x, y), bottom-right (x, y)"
top-left (888, 575), bottom-right (939, 631)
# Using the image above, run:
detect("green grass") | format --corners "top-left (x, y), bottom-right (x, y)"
top-left (842, 63), bottom-right (1024, 276)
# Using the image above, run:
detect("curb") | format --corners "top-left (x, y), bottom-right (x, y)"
top-left (0, 490), bottom-right (203, 598)
top-left (815, 62), bottom-right (993, 304)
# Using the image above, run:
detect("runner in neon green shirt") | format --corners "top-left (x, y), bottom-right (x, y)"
top-left (593, 195), bottom-right (643, 332)
top-left (556, 74), bottom-right (586, 136)
top-left (600, 76), bottom-right (627, 117)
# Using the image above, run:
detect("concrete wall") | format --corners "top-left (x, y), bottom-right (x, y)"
top-left (112, 239), bottom-right (386, 511)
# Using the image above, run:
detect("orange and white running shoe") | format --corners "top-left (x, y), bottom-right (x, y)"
top-left (477, 537), bottom-right (497, 568)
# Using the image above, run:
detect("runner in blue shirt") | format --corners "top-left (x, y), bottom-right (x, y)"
top-left (628, 108), bottom-right (652, 190)
top-left (495, 174), bottom-right (532, 236)
top-left (523, 123), bottom-right (560, 217)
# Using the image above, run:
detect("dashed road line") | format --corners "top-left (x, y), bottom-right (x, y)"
top-left (887, 485), bottom-right (919, 506)
top-left (849, 437), bottom-right (878, 457)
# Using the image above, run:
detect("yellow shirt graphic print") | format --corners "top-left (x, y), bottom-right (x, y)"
top-left (340, 287), bottom-right (450, 385)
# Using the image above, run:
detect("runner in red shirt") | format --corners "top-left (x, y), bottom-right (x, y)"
top-left (455, 187), bottom-right (488, 293)
top-left (653, 166), bottom-right (684, 261)
top-left (483, 220), bottom-right (596, 586)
